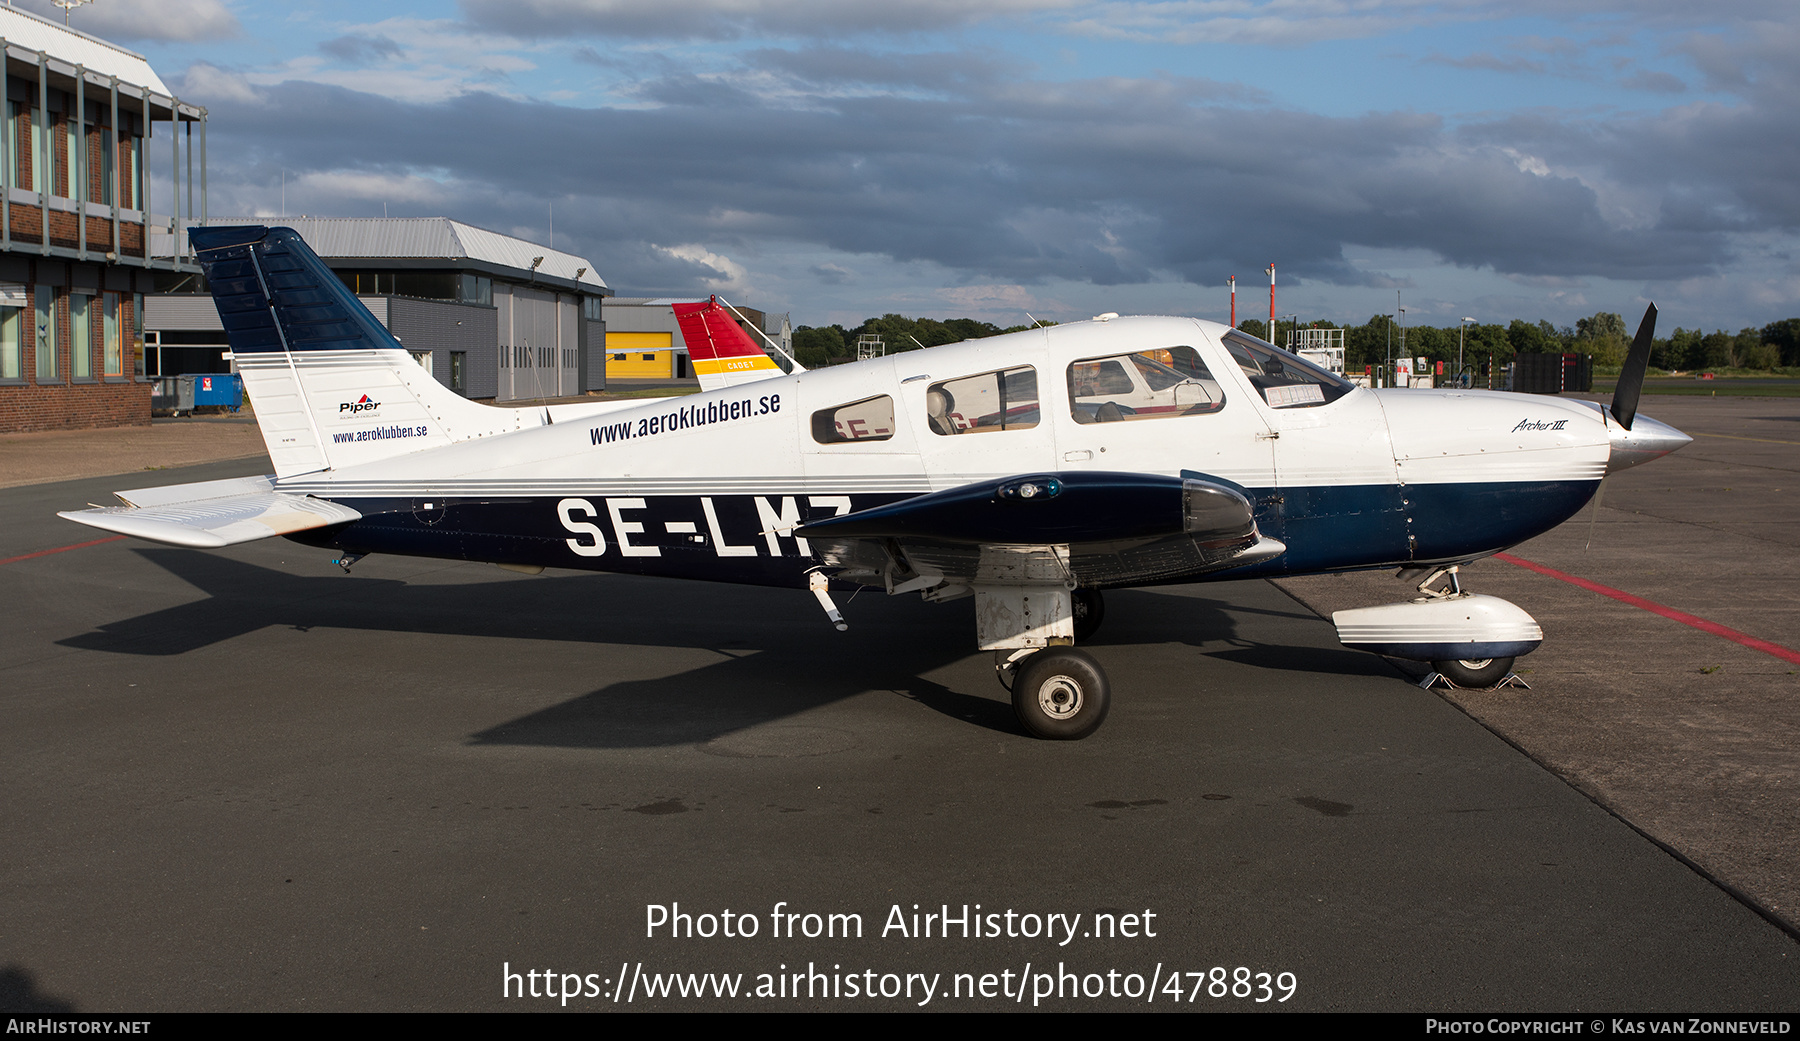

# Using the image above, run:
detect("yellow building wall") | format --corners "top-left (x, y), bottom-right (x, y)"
top-left (606, 332), bottom-right (676, 378)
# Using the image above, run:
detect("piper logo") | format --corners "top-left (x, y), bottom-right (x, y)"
top-left (340, 394), bottom-right (381, 415)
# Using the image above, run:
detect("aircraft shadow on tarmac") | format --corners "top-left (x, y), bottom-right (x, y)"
top-left (57, 548), bottom-right (1399, 746)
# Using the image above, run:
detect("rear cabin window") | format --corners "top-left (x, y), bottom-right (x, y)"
top-left (1068, 346), bottom-right (1224, 423)
top-left (1220, 330), bottom-right (1354, 409)
top-left (813, 395), bottom-right (896, 443)
top-left (926, 367), bottom-right (1039, 435)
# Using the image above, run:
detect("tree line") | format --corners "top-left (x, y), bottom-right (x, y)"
top-left (793, 314), bottom-right (1043, 369)
top-left (793, 311), bottom-right (1800, 374)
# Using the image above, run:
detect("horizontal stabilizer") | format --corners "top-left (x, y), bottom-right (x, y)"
top-left (59, 475), bottom-right (360, 548)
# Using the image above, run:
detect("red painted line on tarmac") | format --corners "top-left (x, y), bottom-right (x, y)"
top-left (1495, 552), bottom-right (1800, 666)
top-left (0, 535), bottom-right (126, 566)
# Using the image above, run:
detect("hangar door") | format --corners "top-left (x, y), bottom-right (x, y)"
top-left (606, 332), bottom-right (674, 378)
top-left (498, 287), bottom-right (580, 401)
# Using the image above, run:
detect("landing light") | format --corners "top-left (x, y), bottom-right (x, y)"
top-left (998, 477), bottom-right (1063, 501)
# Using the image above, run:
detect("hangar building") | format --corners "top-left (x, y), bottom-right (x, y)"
top-left (147, 217), bottom-right (611, 402)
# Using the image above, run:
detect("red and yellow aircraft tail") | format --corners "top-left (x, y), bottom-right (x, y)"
top-left (673, 296), bottom-right (803, 392)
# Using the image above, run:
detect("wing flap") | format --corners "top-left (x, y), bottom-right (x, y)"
top-left (59, 476), bottom-right (360, 548)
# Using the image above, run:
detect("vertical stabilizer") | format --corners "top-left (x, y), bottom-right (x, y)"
top-left (191, 225), bottom-right (539, 478)
top-left (673, 295), bottom-right (800, 392)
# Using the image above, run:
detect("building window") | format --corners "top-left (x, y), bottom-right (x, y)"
top-left (450, 352), bottom-right (466, 393)
top-left (393, 271), bottom-right (456, 299)
top-left (0, 303), bottom-right (20, 380)
top-left (71, 292), bottom-right (92, 379)
top-left (583, 296), bottom-right (603, 321)
top-left (62, 116), bottom-right (76, 200)
top-left (132, 293), bottom-right (144, 377)
top-left (458, 274), bottom-right (491, 307)
top-left (103, 293), bottom-right (122, 376)
top-left (91, 124), bottom-right (114, 206)
top-left (126, 133), bottom-right (142, 210)
top-left (337, 271), bottom-right (396, 295)
top-left (34, 285), bottom-right (56, 382)
top-left (5, 103), bottom-right (29, 193)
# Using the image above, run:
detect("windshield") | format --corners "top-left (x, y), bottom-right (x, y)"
top-left (1220, 329), bottom-right (1355, 408)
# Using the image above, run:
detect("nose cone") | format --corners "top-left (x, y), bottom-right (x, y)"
top-left (1608, 412), bottom-right (1692, 474)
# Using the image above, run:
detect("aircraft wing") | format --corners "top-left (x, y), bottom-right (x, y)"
top-left (57, 475), bottom-right (361, 549)
top-left (796, 471), bottom-right (1284, 591)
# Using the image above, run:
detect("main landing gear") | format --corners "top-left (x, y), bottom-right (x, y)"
top-left (989, 586), bottom-right (1111, 740)
top-left (1005, 647), bottom-right (1111, 740)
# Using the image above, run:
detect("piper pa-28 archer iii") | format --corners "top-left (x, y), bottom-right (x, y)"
top-left (62, 226), bottom-right (1691, 739)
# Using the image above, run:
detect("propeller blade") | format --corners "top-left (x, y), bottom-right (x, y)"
top-left (1610, 303), bottom-right (1657, 431)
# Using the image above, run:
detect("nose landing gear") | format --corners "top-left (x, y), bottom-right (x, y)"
top-left (1333, 564), bottom-right (1543, 690)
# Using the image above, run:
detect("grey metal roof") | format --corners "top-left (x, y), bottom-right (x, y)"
top-left (0, 6), bottom-right (171, 96)
top-left (186, 217), bottom-right (609, 292)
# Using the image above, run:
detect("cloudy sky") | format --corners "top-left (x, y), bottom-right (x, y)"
top-left (25, 0), bottom-right (1800, 331)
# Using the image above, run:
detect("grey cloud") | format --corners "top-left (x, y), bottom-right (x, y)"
top-left (1506, 35), bottom-right (1587, 59)
top-left (457, 0), bottom-right (1066, 41)
top-left (190, 48), bottom-right (1793, 296)
top-left (319, 35), bottom-right (406, 66)
top-left (627, 73), bottom-right (764, 108)
top-left (10, 0), bottom-right (239, 41)
top-left (1620, 69), bottom-right (1685, 93)
top-left (742, 46), bottom-right (1027, 90)
top-left (1422, 53), bottom-right (1549, 76)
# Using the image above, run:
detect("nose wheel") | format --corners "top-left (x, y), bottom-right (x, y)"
top-left (1007, 647), bottom-right (1111, 740)
top-left (1429, 656), bottom-right (1516, 689)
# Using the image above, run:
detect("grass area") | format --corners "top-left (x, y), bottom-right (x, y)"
top-left (1594, 365), bottom-right (1800, 379)
top-left (1592, 377), bottom-right (1800, 397)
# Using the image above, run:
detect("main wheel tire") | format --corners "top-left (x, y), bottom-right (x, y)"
top-left (1072, 587), bottom-right (1105, 642)
top-left (1431, 656), bottom-right (1515, 688)
top-left (1012, 648), bottom-right (1111, 740)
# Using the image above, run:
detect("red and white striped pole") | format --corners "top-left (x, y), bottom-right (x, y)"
top-left (1266, 263), bottom-right (1276, 343)
top-left (1229, 275), bottom-right (1236, 328)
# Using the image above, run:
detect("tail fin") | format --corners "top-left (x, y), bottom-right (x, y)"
top-left (673, 295), bottom-right (803, 393)
top-left (191, 225), bottom-right (534, 478)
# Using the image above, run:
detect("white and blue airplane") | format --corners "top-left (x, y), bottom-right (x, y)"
top-left (61, 226), bottom-right (1691, 739)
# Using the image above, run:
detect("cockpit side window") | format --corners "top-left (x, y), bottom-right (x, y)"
top-left (812, 395), bottom-right (895, 444)
top-left (1067, 346), bottom-right (1224, 424)
top-left (927, 367), bottom-right (1039, 435)
top-left (1220, 329), bottom-right (1355, 408)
